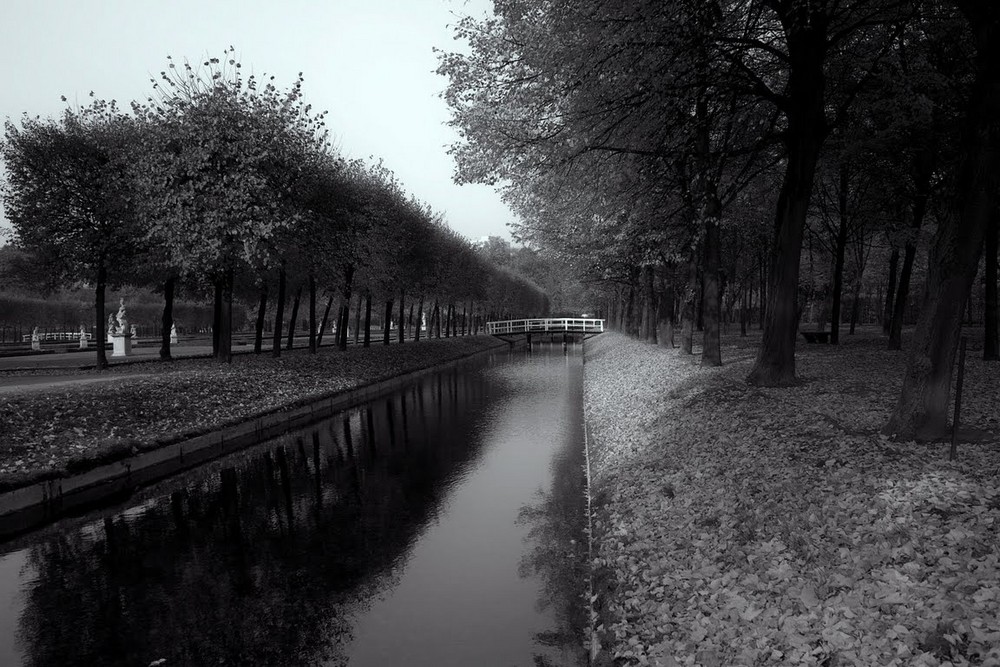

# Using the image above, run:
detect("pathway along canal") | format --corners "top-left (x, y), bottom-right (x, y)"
top-left (0, 343), bottom-right (589, 666)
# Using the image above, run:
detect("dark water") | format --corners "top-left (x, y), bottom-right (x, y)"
top-left (0, 344), bottom-right (588, 666)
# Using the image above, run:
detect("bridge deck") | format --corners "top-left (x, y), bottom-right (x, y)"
top-left (486, 318), bottom-right (605, 336)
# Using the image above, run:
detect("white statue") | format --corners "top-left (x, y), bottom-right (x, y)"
top-left (130, 324), bottom-right (137, 338)
top-left (170, 323), bottom-right (178, 344)
top-left (31, 326), bottom-right (39, 342)
top-left (107, 314), bottom-right (117, 337)
top-left (116, 298), bottom-right (129, 335)
top-left (79, 324), bottom-right (88, 349)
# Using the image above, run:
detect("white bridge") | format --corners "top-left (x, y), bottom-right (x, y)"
top-left (486, 318), bottom-right (605, 337)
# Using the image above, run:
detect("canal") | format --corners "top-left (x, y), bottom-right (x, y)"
top-left (0, 344), bottom-right (588, 666)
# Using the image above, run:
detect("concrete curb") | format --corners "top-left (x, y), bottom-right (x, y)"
top-left (0, 339), bottom-right (510, 539)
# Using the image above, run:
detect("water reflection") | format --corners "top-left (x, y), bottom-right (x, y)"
top-left (516, 366), bottom-right (589, 667)
top-left (0, 348), bottom-right (587, 666)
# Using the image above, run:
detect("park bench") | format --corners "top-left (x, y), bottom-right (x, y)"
top-left (801, 330), bottom-right (831, 344)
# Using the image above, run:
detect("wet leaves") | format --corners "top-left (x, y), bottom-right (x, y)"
top-left (584, 333), bottom-right (1000, 667)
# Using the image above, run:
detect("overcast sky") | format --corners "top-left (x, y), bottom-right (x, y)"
top-left (0, 0), bottom-right (512, 243)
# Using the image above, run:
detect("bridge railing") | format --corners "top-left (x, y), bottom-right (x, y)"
top-left (485, 318), bottom-right (605, 335)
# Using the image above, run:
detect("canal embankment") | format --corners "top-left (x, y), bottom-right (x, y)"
top-left (0, 336), bottom-right (507, 526)
top-left (583, 331), bottom-right (999, 667)
top-left (0, 342), bottom-right (588, 666)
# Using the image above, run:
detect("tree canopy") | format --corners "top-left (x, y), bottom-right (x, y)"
top-left (439, 0), bottom-right (1000, 439)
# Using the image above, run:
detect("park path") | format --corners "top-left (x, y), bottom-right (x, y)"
top-left (0, 343), bottom-right (214, 395)
top-left (0, 373), bottom-right (158, 395)
top-left (0, 333), bottom-right (413, 393)
top-left (0, 344), bottom-right (215, 372)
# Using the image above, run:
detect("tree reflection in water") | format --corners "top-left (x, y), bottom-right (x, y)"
top-left (13, 366), bottom-right (489, 667)
top-left (516, 355), bottom-right (589, 667)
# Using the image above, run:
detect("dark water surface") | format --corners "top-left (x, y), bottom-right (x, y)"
top-left (0, 345), bottom-right (588, 666)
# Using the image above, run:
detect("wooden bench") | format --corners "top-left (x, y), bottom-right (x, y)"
top-left (801, 331), bottom-right (831, 344)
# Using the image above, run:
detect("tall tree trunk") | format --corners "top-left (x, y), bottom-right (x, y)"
top-left (639, 266), bottom-right (652, 341)
top-left (618, 288), bottom-right (627, 332)
top-left (160, 276), bottom-right (175, 360)
top-left (317, 293), bottom-right (334, 348)
top-left (692, 12), bottom-right (719, 363)
top-left (647, 266), bottom-right (659, 341)
top-left (889, 148), bottom-right (934, 350)
top-left (336, 302), bottom-right (349, 350)
top-left (399, 293), bottom-right (406, 344)
top-left (95, 262), bottom-right (108, 370)
top-left (286, 286), bottom-right (302, 351)
top-left (758, 249), bottom-right (767, 330)
top-left (883, 246), bottom-right (900, 335)
top-left (383, 298), bottom-right (393, 345)
top-left (830, 164), bottom-right (850, 345)
top-left (849, 278), bottom-right (863, 335)
top-left (657, 268), bottom-right (675, 347)
top-left (747, 25), bottom-right (828, 386)
top-left (364, 291), bottom-right (372, 347)
top-left (216, 268), bottom-right (233, 363)
top-left (415, 296), bottom-right (424, 342)
top-left (354, 292), bottom-right (362, 345)
top-left (681, 256), bottom-right (698, 354)
top-left (433, 300), bottom-right (441, 338)
top-left (885, 13), bottom-right (999, 439)
top-left (254, 282), bottom-right (267, 355)
top-left (696, 280), bottom-right (705, 333)
top-left (889, 242), bottom-right (919, 350)
top-left (702, 206), bottom-right (723, 366)
top-left (740, 284), bottom-right (749, 337)
top-left (984, 205), bottom-right (999, 360)
top-left (272, 264), bottom-right (286, 358)
top-left (308, 274), bottom-right (318, 354)
top-left (408, 303), bottom-right (415, 340)
top-left (212, 280), bottom-right (223, 356)
top-left (625, 281), bottom-right (637, 336)
top-left (337, 265), bottom-right (355, 351)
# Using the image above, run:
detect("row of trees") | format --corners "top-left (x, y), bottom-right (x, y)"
top-left (438, 0), bottom-right (999, 440)
top-left (1, 50), bottom-right (547, 367)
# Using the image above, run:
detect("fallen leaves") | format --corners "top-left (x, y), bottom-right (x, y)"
top-left (0, 337), bottom-right (501, 490)
top-left (584, 331), bottom-right (1000, 667)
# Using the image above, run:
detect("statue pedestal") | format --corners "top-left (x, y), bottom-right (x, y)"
top-left (110, 334), bottom-right (132, 358)
top-left (31, 340), bottom-right (41, 352)
top-left (79, 338), bottom-right (88, 349)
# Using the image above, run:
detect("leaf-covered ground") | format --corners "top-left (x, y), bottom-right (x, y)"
top-left (0, 337), bottom-right (502, 491)
top-left (584, 331), bottom-right (1000, 667)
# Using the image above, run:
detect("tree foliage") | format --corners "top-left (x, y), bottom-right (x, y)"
top-left (440, 0), bottom-right (999, 437)
top-left (2, 50), bottom-right (546, 365)
top-left (1, 96), bottom-right (146, 367)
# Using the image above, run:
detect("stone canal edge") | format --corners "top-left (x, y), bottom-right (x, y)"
top-left (0, 339), bottom-right (512, 538)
